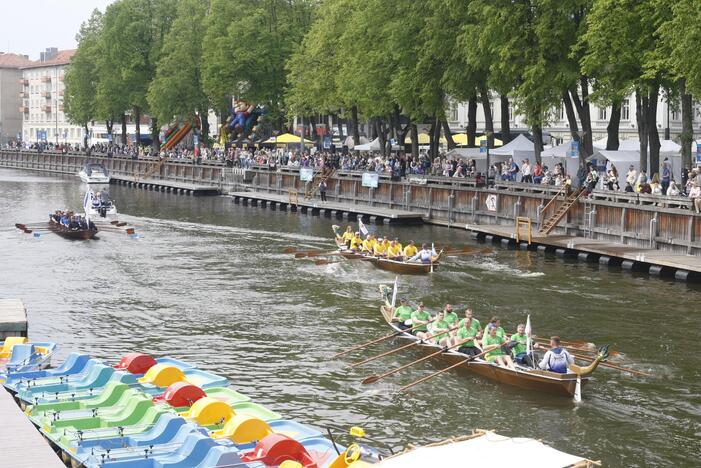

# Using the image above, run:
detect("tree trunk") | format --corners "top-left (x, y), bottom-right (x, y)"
top-left (410, 123), bottom-right (419, 158)
top-left (399, 123), bottom-right (410, 146)
top-left (134, 106), bottom-right (141, 149)
top-left (571, 77), bottom-right (594, 156)
top-left (121, 113), bottom-right (127, 146)
top-left (606, 99), bottom-right (621, 151)
top-left (467, 97), bottom-right (477, 147)
top-left (441, 119), bottom-right (456, 150)
top-left (150, 117), bottom-right (159, 154)
top-left (433, 117), bottom-right (442, 157)
top-left (105, 120), bottom-right (113, 146)
top-left (636, 89), bottom-right (649, 172)
top-left (375, 119), bottom-right (387, 157)
top-left (680, 79), bottom-right (693, 169)
top-left (479, 86), bottom-right (494, 147)
top-left (83, 123), bottom-right (89, 149)
top-left (562, 90), bottom-right (583, 164)
top-left (532, 125), bottom-right (543, 164)
top-left (351, 106), bottom-right (360, 145)
top-left (201, 113), bottom-right (210, 148)
top-left (500, 95), bottom-right (511, 143)
top-left (648, 85), bottom-right (661, 177)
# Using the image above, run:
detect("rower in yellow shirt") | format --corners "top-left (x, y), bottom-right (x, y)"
top-left (349, 232), bottom-right (363, 251)
top-left (361, 234), bottom-right (375, 254)
top-left (387, 240), bottom-right (403, 259)
top-left (339, 225), bottom-right (354, 247)
top-left (373, 236), bottom-right (388, 257)
top-left (402, 240), bottom-right (418, 259)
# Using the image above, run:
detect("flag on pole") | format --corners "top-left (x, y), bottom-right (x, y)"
top-left (391, 276), bottom-right (398, 308)
top-left (525, 314), bottom-right (533, 367)
top-left (358, 217), bottom-right (369, 236)
top-left (83, 189), bottom-right (94, 224)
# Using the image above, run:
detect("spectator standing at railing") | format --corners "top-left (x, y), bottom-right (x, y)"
top-left (625, 165), bottom-right (637, 192)
top-left (521, 159), bottom-right (532, 183)
top-left (688, 182), bottom-right (701, 213)
top-left (635, 170), bottom-right (648, 193)
top-left (532, 162), bottom-right (543, 184)
top-left (667, 180), bottom-right (680, 196)
top-left (661, 158), bottom-right (672, 194)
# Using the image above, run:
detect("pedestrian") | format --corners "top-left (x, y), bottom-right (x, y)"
top-left (319, 178), bottom-right (327, 202)
top-left (661, 158), bottom-right (671, 194)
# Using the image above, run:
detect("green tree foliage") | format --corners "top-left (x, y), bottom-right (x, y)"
top-left (64, 9), bottom-right (103, 147)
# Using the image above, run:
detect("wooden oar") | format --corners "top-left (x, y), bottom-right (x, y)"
top-left (294, 250), bottom-right (335, 258)
top-left (349, 325), bottom-right (460, 369)
top-left (314, 259), bottom-right (342, 266)
top-left (570, 351), bottom-right (651, 377)
top-left (399, 347), bottom-right (497, 392)
top-left (361, 339), bottom-right (476, 384)
top-left (110, 220), bottom-right (120, 225)
top-left (332, 319), bottom-right (436, 359)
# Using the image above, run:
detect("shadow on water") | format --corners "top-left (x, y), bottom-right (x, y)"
top-left (1, 168), bottom-right (700, 466)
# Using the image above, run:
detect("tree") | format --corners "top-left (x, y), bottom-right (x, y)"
top-left (148, 0), bottom-right (210, 144)
top-left (64, 9), bottom-right (103, 148)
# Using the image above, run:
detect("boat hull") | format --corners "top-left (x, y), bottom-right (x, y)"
top-left (79, 172), bottom-right (111, 184)
top-left (49, 220), bottom-right (98, 240)
top-left (380, 305), bottom-right (587, 397)
top-left (336, 239), bottom-right (441, 274)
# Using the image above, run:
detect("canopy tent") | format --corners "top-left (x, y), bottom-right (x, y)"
top-left (343, 136), bottom-right (369, 149)
top-left (263, 133), bottom-right (313, 145)
top-left (353, 137), bottom-right (401, 152)
top-left (376, 431), bottom-right (593, 468)
top-left (451, 134), bottom-right (504, 147)
top-left (590, 150), bottom-right (640, 188)
top-left (541, 139), bottom-right (582, 178)
top-left (489, 134), bottom-right (535, 161)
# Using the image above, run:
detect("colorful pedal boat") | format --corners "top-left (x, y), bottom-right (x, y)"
top-left (17, 362), bottom-right (226, 405)
top-left (3, 352), bottom-right (92, 392)
top-left (0, 337), bottom-right (57, 379)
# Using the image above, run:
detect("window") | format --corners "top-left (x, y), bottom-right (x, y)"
top-left (489, 101), bottom-right (494, 118)
top-left (449, 104), bottom-right (458, 122)
top-left (598, 107), bottom-right (608, 120)
top-left (621, 99), bottom-right (630, 121)
top-left (671, 108), bottom-right (679, 121)
top-left (557, 105), bottom-right (565, 121)
top-left (508, 103), bottom-right (513, 121)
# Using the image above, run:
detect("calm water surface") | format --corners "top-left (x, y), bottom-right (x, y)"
top-left (1, 168), bottom-right (699, 466)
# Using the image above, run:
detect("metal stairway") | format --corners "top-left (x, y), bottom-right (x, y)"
top-left (305, 167), bottom-right (336, 199)
top-left (538, 187), bottom-right (586, 235)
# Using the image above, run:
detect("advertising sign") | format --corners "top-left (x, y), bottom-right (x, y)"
top-left (569, 140), bottom-right (579, 158)
top-left (696, 144), bottom-right (701, 165)
top-left (486, 194), bottom-right (498, 212)
top-left (323, 136), bottom-right (331, 149)
top-left (479, 139), bottom-right (488, 155)
top-left (362, 172), bottom-right (379, 188)
top-left (300, 167), bottom-right (314, 182)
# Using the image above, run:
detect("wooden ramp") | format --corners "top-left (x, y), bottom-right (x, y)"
top-left (0, 387), bottom-right (63, 468)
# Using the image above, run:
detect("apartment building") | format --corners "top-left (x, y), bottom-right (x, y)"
top-left (0, 52), bottom-right (32, 145)
top-left (19, 48), bottom-right (85, 145)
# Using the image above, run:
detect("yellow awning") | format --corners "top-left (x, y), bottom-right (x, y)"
top-left (264, 133), bottom-right (314, 145)
top-left (404, 133), bottom-right (431, 145)
top-left (450, 134), bottom-right (503, 147)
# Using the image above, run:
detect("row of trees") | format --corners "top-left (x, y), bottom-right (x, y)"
top-left (64, 0), bottom-right (701, 171)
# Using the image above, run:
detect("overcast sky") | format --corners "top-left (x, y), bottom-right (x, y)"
top-left (0, 0), bottom-right (116, 58)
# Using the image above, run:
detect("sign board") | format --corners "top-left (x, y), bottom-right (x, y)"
top-left (323, 136), bottom-right (331, 149)
top-left (569, 140), bottom-right (579, 158)
top-left (696, 144), bottom-right (701, 165)
top-left (193, 133), bottom-right (199, 146)
top-left (362, 172), bottom-right (379, 188)
top-left (108, 133), bottom-right (113, 143)
top-left (300, 167), bottom-right (314, 182)
top-left (408, 176), bottom-right (428, 185)
top-left (480, 139), bottom-right (488, 155)
top-left (486, 194), bottom-right (498, 212)
top-left (315, 125), bottom-right (327, 136)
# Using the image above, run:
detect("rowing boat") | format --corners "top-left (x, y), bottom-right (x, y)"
top-left (335, 238), bottom-right (443, 275)
top-left (49, 218), bottom-right (98, 240)
top-left (378, 289), bottom-right (604, 398)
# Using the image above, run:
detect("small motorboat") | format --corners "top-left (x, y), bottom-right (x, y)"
top-left (85, 190), bottom-right (118, 219)
top-left (79, 163), bottom-right (110, 184)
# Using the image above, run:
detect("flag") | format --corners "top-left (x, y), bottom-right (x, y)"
top-left (391, 276), bottom-right (398, 308)
top-left (358, 217), bottom-right (369, 236)
top-left (83, 189), bottom-right (94, 224)
top-left (525, 314), bottom-right (533, 367)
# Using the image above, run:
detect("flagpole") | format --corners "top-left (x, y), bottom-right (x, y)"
top-left (525, 314), bottom-right (533, 368)
top-left (391, 276), bottom-right (398, 308)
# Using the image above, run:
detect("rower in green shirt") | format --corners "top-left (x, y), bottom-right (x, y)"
top-left (452, 322), bottom-right (481, 357)
top-left (508, 323), bottom-right (533, 367)
top-left (428, 311), bottom-right (451, 346)
top-left (458, 308), bottom-right (482, 339)
top-left (485, 316), bottom-right (506, 339)
top-left (443, 304), bottom-right (459, 326)
top-left (410, 303), bottom-right (431, 336)
top-left (392, 298), bottom-right (414, 331)
top-left (482, 325), bottom-right (515, 370)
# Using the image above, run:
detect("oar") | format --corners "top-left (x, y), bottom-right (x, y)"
top-left (361, 338), bottom-right (474, 384)
top-left (332, 319), bottom-right (436, 359)
top-left (116, 222), bottom-right (128, 227)
top-left (348, 325), bottom-right (460, 369)
top-left (314, 259), bottom-right (342, 266)
top-left (399, 346), bottom-right (497, 392)
top-left (570, 352), bottom-right (651, 377)
top-left (110, 220), bottom-right (120, 225)
top-left (294, 250), bottom-right (329, 258)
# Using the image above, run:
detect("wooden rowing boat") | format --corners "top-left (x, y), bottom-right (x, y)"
top-left (48, 218), bottom-right (98, 240)
top-left (334, 238), bottom-right (443, 274)
top-left (378, 296), bottom-right (602, 398)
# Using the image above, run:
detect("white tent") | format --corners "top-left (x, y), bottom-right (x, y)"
top-left (490, 134), bottom-right (535, 161)
top-left (541, 140), bottom-right (581, 178)
top-left (590, 150), bottom-right (640, 188)
top-left (353, 137), bottom-right (401, 152)
top-left (617, 139), bottom-right (682, 180)
top-left (343, 135), bottom-right (369, 149)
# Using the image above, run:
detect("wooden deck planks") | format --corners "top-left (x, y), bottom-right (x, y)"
top-left (0, 299), bottom-right (28, 339)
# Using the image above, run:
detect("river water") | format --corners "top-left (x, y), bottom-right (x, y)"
top-left (1, 168), bottom-right (699, 466)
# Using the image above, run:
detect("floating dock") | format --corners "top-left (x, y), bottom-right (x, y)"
top-left (0, 387), bottom-right (63, 468)
top-left (230, 191), bottom-right (425, 224)
top-left (0, 299), bottom-right (27, 339)
top-left (111, 175), bottom-right (220, 195)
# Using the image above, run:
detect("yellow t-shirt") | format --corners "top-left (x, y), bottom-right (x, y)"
top-left (374, 243), bottom-right (387, 255)
top-left (341, 231), bottom-right (354, 242)
top-left (350, 236), bottom-right (362, 249)
top-left (403, 245), bottom-right (418, 258)
top-left (362, 239), bottom-right (374, 252)
top-left (388, 244), bottom-right (403, 256)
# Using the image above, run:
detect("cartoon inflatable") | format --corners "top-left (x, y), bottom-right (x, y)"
top-left (223, 99), bottom-right (265, 143)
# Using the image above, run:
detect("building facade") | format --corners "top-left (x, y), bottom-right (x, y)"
top-left (0, 52), bottom-right (32, 145)
top-left (20, 48), bottom-right (85, 145)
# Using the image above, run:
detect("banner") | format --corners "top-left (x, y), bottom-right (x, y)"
top-left (569, 140), bottom-right (579, 158)
top-left (696, 144), bottom-right (701, 165)
top-left (479, 139), bottom-right (488, 155)
top-left (362, 172), bottom-right (379, 188)
top-left (486, 194), bottom-right (498, 212)
top-left (300, 167), bottom-right (314, 182)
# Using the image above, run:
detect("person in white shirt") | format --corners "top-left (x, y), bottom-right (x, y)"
top-left (667, 180), bottom-right (680, 197)
top-left (689, 182), bottom-right (701, 213)
top-left (521, 159), bottom-right (532, 183)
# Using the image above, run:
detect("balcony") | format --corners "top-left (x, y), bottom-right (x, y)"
top-left (19, 91), bottom-right (28, 98)
top-left (19, 106), bottom-right (29, 113)
top-left (41, 76), bottom-right (51, 83)
top-left (41, 91), bottom-right (51, 98)
top-left (19, 78), bottom-right (28, 86)
top-left (41, 105), bottom-right (52, 113)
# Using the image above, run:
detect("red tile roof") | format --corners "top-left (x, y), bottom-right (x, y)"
top-left (0, 52), bottom-right (33, 69)
top-left (21, 49), bottom-right (76, 69)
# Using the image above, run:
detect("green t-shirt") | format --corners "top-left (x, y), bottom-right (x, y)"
top-left (510, 333), bottom-right (528, 356)
top-left (456, 326), bottom-right (477, 347)
top-left (393, 305), bottom-right (414, 322)
top-left (483, 334), bottom-right (504, 360)
top-left (411, 310), bottom-right (431, 332)
top-left (459, 318), bottom-right (481, 334)
top-left (485, 325), bottom-right (505, 339)
top-left (444, 311), bottom-right (459, 326)
top-left (430, 319), bottom-right (450, 343)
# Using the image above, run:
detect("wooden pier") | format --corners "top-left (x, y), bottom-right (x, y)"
top-left (0, 299), bottom-right (27, 340)
top-left (0, 387), bottom-right (63, 467)
top-left (110, 175), bottom-right (220, 195)
top-left (230, 191), bottom-right (425, 224)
